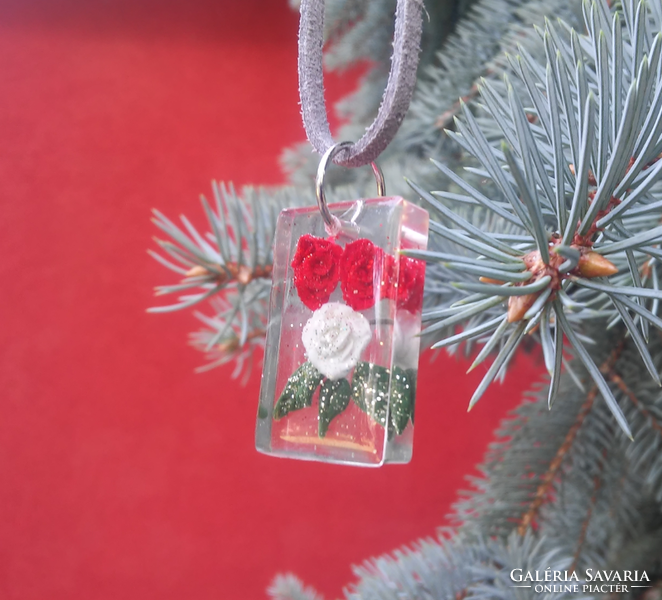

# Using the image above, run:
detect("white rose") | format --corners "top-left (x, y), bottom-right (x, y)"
top-left (302, 302), bottom-right (372, 380)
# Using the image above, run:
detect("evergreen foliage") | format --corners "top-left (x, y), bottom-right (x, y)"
top-left (149, 0), bottom-right (662, 596)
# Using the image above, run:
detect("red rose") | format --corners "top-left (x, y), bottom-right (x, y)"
top-left (291, 234), bottom-right (343, 310)
top-left (340, 239), bottom-right (391, 311)
top-left (396, 255), bottom-right (425, 312)
top-left (379, 252), bottom-right (397, 300)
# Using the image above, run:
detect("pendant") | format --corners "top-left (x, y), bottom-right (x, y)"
top-left (255, 144), bottom-right (429, 466)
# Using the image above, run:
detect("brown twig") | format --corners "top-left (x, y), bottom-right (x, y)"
top-left (607, 368), bottom-right (662, 437)
top-left (185, 262), bottom-right (272, 286)
top-left (516, 386), bottom-right (599, 535)
top-left (434, 83), bottom-right (481, 130)
top-left (216, 328), bottom-right (266, 354)
top-left (516, 342), bottom-right (625, 535)
top-left (569, 453), bottom-right (606, 574)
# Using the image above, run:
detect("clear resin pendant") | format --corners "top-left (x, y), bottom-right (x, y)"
top-left (256, 196), bottom-right (429, 466)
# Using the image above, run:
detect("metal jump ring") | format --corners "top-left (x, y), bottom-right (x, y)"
top-left (315, 141), bottom-right (386, 230)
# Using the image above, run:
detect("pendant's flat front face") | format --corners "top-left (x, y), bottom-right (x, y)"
top-left (256, 197), bottom-right (429, 466)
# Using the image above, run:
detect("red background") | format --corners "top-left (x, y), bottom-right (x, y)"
top-left (0, 1), bottom-right (539, 598)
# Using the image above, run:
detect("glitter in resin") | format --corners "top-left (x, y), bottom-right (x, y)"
top-left (256, 197), bottom-right (429, 466)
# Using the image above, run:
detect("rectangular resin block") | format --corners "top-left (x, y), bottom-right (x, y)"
top-left (256, 197), bottom-right (429, 466)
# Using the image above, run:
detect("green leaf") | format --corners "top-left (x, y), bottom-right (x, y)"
top-left (390, 367), bottom-right (414, 435)
top-left (406, 368), bottom-right (417, 425)
top-left (274, 362), bottom-right (323, 420)
top-left (318, 378), bottom-right (351, 438)
top-left (351, 362), bottom-right (390, 426)
top-left (352, 363), bottom-right (417, 435)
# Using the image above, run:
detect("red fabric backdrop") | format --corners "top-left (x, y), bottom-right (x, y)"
top-left (0, 1), bottom-right (541, 598)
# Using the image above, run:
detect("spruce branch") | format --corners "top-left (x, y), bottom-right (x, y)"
top-left (296, 327), bottom-right (662, 598)
top-left (449, 324), bottom-right (660, 557)
top-left (268, 574), bottom-right (324, 600)
top-left (401, 0), bottom-right (583, 151)
top-left (340, 530), bottom-right (578, 600)
top-left (188, 293), bottom-right (268, 381)
top-left (407, 0), bottom-right (662, 433)
top-left (264, 0), bottom-right (662, 595)
top-left (149, 184), bottom-right (307, 374)
top-left (607, 368), bottom-right (662, 439)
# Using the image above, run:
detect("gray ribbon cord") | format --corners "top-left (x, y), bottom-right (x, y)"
top-left (298, 0), bottom-right (424, 168)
